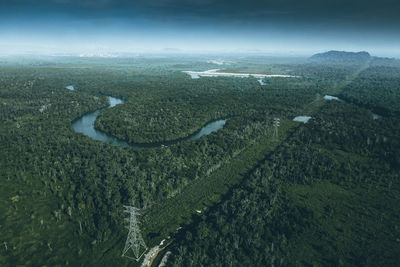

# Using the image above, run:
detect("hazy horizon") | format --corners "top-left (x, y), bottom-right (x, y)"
top-left (1, 0), bottom-right (399, 57)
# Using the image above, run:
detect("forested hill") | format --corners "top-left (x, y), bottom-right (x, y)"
top-left (309, 50), bottom-right (371, 64)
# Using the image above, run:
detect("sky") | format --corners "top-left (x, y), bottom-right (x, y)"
top-left (0, 0), bottom-right (399, 56)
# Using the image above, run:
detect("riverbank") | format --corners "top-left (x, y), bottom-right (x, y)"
top-left (72, 96), bottom-right (227, 150)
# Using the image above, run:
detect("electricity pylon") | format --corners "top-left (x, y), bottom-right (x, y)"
top-left (121, 205), bottom-right (147, 261)
top-left (273, 118), bottom-right (280, 140)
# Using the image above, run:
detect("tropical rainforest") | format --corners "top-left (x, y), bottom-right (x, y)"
top-left (0, 52), bottom-right (399, 266)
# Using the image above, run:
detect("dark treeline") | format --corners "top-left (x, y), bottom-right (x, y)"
top-left (340, 58), bottom-right (400, 116)
top-left (168, 100), bottom-right (400, 267)
top-left (0, 59), bottom-right (320, 265)
top-left (0, 54), bottom-right (399, 266)
top-left (94, 73), bottom-right (322, 143)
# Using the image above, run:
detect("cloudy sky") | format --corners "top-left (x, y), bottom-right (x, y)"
top-left (0, 0), bottom-right (399, 56)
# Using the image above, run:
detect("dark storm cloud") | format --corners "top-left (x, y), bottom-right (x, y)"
top-left (2, 0), bottom-right (399, 26)
top-left (0, 0), bottom-right (399, 55)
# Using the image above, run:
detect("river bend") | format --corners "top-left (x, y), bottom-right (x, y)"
top-left (72, 96), bottom-right (226, 150)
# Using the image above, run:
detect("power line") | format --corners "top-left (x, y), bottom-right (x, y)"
top-left (273, 118), bottom-right (280, 140)
top-left (121, 205), bottom-right (147, 261)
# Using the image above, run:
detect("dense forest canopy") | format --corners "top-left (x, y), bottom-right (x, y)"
top-left (0, 53), bottom-right (399, 266)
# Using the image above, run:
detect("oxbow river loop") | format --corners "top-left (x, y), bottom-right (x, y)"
top-left (72, 96), bottom-right (226, 149)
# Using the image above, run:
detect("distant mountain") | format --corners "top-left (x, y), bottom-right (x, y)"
top-left (310, 50), bottom-right (371, 64)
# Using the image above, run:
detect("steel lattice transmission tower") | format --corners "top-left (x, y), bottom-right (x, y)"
top-left (121, 205), bottom-right (147, 261)
top-left (273, 118), bottom-right (280, 139)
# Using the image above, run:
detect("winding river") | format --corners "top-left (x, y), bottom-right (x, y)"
top-left (72, 96), bottom-right (226, 150)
